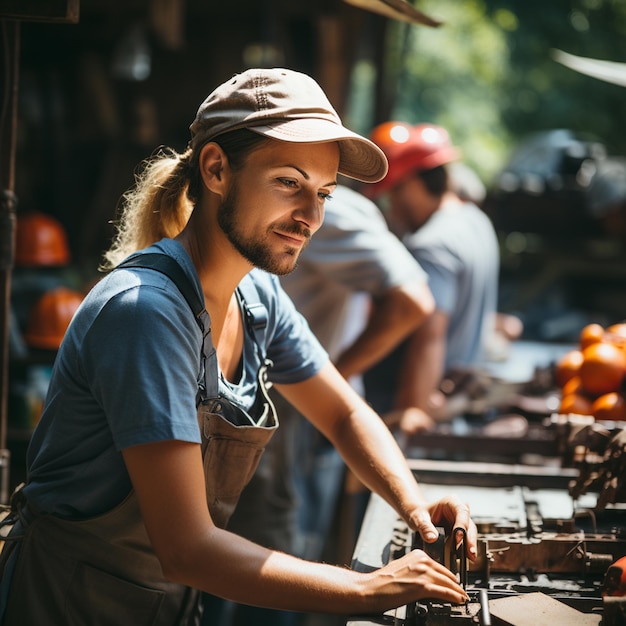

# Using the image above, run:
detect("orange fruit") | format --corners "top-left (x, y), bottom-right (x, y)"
top-left (579, 342), bottom-right (626, 396)
top-left (606, 323), bottom-right (626, 357)
top-left (559, 392), bottom-right (593, 416)
top-left (606, 322), bottom-right (626, 338)
top-left (562, 375), bottom-right (584, 396)
top-left (579, 323), bottom-right (605, 349)
top-left (555, 349), bottom-right (584, 388)
top-left (590, 392), bottom-right (626, 421)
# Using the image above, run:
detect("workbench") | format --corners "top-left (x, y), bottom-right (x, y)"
top-left (346, 460), bottom-right (624, 626)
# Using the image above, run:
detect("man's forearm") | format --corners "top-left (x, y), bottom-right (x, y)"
top-left (335, 282), bottom-right (434, 379)
top-left (331, 399), bottom-right (430, 516)
top-left (393, 312), bottom-right (447, 411)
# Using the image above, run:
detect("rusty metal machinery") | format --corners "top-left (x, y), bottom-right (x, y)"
top-left (399, 361), bottom-right (565, 465)
top-left (559, 416), bottom-right (626, 510)
top-left (352, 342), bottom-right (626, 624)
top-left (347, 461), bottom-right (626, 626)
top-left (401, 364), bottom-right (626, 517)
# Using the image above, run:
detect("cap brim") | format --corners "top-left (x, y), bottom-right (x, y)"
top-left (250, 119), bottom-right (388, 184)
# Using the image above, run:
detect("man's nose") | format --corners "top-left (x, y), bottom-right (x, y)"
top-left (295, 193), bottom-right (324, 232)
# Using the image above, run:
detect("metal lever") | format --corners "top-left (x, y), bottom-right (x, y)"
top-left (452, 526), bottom-right (467, 590)
top-left (406, 528), bottom-right (446, 624)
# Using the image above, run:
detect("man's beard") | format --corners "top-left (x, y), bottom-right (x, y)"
top-left (217, 182), bottom-right (310, 276)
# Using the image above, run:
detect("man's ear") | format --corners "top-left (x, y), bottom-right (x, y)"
top-left (199, 142), bottom-right (229, 195)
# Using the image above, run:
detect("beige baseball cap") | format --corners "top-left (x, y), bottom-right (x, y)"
top-left (189, 68), bottom-right (388, 183)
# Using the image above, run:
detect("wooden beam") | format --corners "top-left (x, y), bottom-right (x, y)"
top-left (0, 0), bottom-right (79, 23)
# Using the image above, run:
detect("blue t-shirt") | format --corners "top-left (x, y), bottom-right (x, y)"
top-left (402, 202), bottom-right (499, 368)
top-left (364, 202), bottom-right (499, 415)
top-left (23, 239), bottom-right (328, 518)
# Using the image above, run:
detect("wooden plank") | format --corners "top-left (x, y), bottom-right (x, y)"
top-left (0, 0), bottom-right (79, 23)
top-left (489, 592), bottom-right (601, 626)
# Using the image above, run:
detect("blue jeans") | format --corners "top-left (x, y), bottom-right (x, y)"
top-left (293, 417), bottom-right (346, 562)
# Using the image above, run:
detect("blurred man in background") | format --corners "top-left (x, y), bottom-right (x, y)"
top-left (364, 122), bottom-right (521, 434)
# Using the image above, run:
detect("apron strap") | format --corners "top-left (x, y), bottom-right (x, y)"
top-left (116, 255), bottom-right (272, 400)
top-left (117, 253), bottom-right (205, 318)
top-left (116, 252), bottom-right (219, 398)
top-left (236, 277), bottom-right (269, 364)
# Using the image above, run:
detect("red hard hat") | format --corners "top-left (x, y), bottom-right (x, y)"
top-left (24, 287), bottom-right (83, 350)
top-left (368, 122), bottom-right (461, 197)
top-left (15, 211), bottom-right (71, 267)
top-left (602, 555), bottom-right (626, 597)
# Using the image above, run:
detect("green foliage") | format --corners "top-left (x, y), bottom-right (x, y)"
top-left (380, 0), bottom-right (626, 186)
top-left (491, 0), bottom-right (626, 157)
top-left (388, 0), bottom-right (513, 182)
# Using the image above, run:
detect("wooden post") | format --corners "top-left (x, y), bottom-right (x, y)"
top-left (0, 1), bottom-right (80, 504)
top-left (0, 19), bottom-right (20, 504)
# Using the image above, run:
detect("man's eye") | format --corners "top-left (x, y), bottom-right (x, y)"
top-left (319, 192), bottom-right (333, 201)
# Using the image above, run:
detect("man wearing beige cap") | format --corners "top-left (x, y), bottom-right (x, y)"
top-left (0, 68), bottom-right (474, 625)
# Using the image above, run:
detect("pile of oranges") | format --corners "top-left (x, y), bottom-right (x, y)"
top-left (555, 322), bottom-right (626, 421)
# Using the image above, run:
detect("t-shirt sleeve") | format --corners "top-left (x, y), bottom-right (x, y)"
top-left (413, 247), bottom-right (460, 315)
top-left (302, 188), bottom-right (428, 296)
top-left (250, 271), bottom-right (329, 385)
top-left (82, 283), bottom-right (202, 450)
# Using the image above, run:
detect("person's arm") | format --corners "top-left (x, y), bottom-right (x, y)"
top-left (275, 362), bottom-right (476, 555)
top-left (123, 436), bottom-right (469, 613)
top-left (294, 186), bottom-right (434, 380)
top-left (392, 309), bottom-right (449, 431)
top-left (334, 280), bottom-right (434, 380)
top-left (383, 311), bottom-right (448, 435)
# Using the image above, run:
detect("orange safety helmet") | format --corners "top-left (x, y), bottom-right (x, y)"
top-left (602, 555), bottom-right (626, 597)
top-left (24, 287), bottom-right (83, 350)
top-left (368, 122), bottom-right (461, 196)
top-left (15, 211), bottom-right (71, 267)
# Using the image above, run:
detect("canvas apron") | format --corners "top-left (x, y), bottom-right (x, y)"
top-left (0, 258), bottom-right (278, 625)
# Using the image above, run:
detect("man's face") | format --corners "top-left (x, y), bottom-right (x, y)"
top-left (388, 175), bottom-right (431, 234)
top-left (218, 140), bottom-right (339, 275)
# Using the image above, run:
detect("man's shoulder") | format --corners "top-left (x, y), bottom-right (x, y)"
top-left (240, 269), bottom-right (286, 316)
top-left (325, 185), bottom-right (387, 225)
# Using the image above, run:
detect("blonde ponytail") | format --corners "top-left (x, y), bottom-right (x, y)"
top-left (101, 147), bottom-right (197, 270)
top-left (101, 130), bottom-right (269, 271)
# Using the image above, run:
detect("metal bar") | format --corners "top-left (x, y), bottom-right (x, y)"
top-left (478, 589), bottom-right (491, 626)
top-left (407, 459), bottom-right (578, 491)
top-left (409, 430), bottom-right (560, 459)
